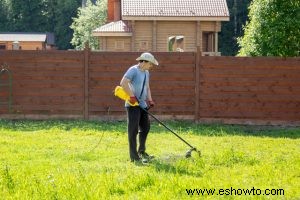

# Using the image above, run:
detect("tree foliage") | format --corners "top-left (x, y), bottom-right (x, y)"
top-left (238, 0), bottom-right (300, 57)
top-left (0, 0), bottom-right (9, 31)
top-left (70, 0), bottom-right (107, 50)
top-left (219, 0), bottom-right (251, 56)
top-left (50, 0), bottom-right (82, 49)
top-left (7, 0), bottom-right (46, 32)
top-left (0, 0), bottom-right (81, 50)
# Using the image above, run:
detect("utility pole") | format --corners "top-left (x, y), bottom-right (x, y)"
top-left (234, 0), bottom-right (237, 35)
top-left (82, 0), bottom-right (96, 7)
top-left (82, 0), bottom-right (87, 7)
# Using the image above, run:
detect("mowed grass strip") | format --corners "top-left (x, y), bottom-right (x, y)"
top-left (0, 120), bottom-right (299, 199)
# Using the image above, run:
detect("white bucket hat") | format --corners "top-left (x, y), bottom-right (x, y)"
top-left (136, 52), bottom-right (159, 66)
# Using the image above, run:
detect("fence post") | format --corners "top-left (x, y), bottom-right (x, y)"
top-left (84, 43), bottom-right (90, 119)
top-left (0, 63), bottom-right (12, 114)
top-left (194, 46), bottom-right (201, 121)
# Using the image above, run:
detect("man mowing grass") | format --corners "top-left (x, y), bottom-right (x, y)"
top-left (120, 52), bottom-right (159, 164)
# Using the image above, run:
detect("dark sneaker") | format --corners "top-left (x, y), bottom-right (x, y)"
top-left (131, 158), bottom-right (148, 165)
top-left (139, 152), bottom-right (155, 160)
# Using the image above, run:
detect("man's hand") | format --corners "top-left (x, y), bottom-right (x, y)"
top-left (147, 100), bottom-right (155, 108)
top-left (129, 96), bottom-right (138, 105)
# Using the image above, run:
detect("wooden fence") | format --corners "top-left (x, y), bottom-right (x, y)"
top-left (0, 49), bottom-right (299, 125)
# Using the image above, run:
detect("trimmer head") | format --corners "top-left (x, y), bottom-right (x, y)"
top-left (185, 147), bottom-right (201, 158)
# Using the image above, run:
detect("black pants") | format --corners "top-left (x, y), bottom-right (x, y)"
top-left (126, 106), bottom-right (150, 161)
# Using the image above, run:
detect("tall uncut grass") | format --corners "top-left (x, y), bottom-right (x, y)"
top-left (0, 119), bottom-right (299, 199)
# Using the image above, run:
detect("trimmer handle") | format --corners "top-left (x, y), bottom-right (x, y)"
top-left (114, 86), bottom-right (139, 106)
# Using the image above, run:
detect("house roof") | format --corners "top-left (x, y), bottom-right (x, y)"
top-left (122, 0), bottom-right (229, 20)
top-left (93, 0), bottom-right (229, 35)
top-left (0, 32), bottom-right (55, 45)
top-left (93, 21), bottom-right (132, 36)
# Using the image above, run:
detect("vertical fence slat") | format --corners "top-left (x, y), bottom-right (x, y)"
top-left (194, 46), bottom-right (201, 120)
top-left (84, 44), bottom-right (90, 119)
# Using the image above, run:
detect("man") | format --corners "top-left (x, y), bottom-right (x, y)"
top-left (120, 52), bottom-right (159, 163)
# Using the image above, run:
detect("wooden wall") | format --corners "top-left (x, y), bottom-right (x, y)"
top-left (135, 21), bottom-right (153, 51)
top-left (0, 49), bottom-right (299, 125)
top-left (106, 37), bottom-right (131, 51)
top-left (156, 21), bottom-right (196, 52)
top-left (3, 41), bottom-right (45, 50)
top-left (98, 20), bottom-right (218, 52)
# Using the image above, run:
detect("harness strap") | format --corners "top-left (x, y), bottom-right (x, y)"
top-left (139, 73), bottom-right (146, 99)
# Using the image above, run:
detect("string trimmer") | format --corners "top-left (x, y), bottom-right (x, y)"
top-left (114, 86), bottom-right (201, 158)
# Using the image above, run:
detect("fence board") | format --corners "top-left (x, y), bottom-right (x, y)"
top-left (199, 110), bottom-right (300, 120)
top-left (197, 56), bottom-right (300, 122)
top-left (0, 50), bottom-right (84, 116)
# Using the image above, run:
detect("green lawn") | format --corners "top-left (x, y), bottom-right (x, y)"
top-left (0, 120), bottom-right (299, 199)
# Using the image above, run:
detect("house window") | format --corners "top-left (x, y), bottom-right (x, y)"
top-left (115, 40), bottom-right (125, 50)
top-left (0, 44), bottom-right (6, 50)
top-left (139, 41), bottom-right (149, 51)
top-left (168, 35), bottom-right (184, 52)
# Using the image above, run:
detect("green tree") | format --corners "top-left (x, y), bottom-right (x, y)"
top-left (0, 0), bottom-right (9, 31)
top-left (7, 0), bottom-right (47, 32)
top-left (70, 0), bottom-right (107, 50)
top-left (52, 0), bottom-right (82, 49)
top-left (219, 0), bottom-right (251, 56)
top-left (3, 0), bottom-right (81, 49)
top-left (43, 0), bottom-right (58, 34)
top-left (238, 0), bottom-right (300, 57)
top-left (42, 0), bottom-right (81, 49)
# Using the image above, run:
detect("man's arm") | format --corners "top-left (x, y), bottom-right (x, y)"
top-left (147, 82), bottom-right (155, 108)
top-left (147, 83), bottom-right (153, 101)
top-left (120, 77), bottom-right (134, 97)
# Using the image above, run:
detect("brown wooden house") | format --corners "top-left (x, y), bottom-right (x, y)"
top-left (93, 0), bottom-right (229, 55)
top-left (0, 32), bottom-right (56, 50)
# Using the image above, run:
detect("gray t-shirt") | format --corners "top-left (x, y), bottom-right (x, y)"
top-left (123, 64), bottom-right (149, 108)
